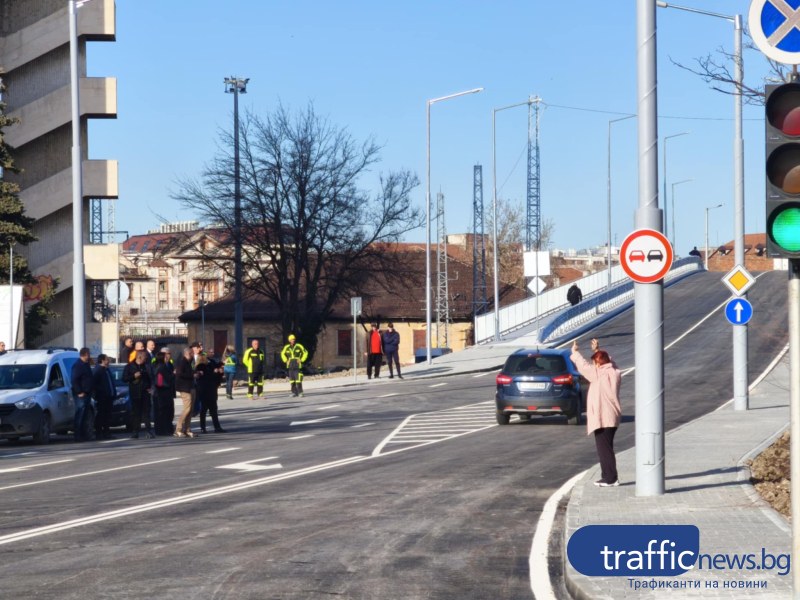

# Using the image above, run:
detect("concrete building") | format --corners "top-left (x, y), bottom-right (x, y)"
top-left (0, 0), bottom-right (119, 354)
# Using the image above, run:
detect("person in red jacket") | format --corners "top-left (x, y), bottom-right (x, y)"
top-left (365, 322), bottom-right (384, 379)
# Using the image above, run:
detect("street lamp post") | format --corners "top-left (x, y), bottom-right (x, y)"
top-left (8, 242), bottom-right (13, 349)
top-left (662, 131), bottom-right (689, 243)
top-left (671, 178), bottom-right (692, 255)
top-left (224, 77), bottom-right (248, 361)
top-left (426, 87), bottom-right (483, 364)
top-left (657, 1), bottom-right (748, 412)
top-left (705, 203), bottom-right (723, 270)
top-left (607, 114), bottom-right (636, 290)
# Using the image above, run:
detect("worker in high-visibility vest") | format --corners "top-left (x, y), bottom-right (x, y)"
top-left (242, 339), bottom-right (266, 399)
top-left (280, 334), bottom-right (309, 397)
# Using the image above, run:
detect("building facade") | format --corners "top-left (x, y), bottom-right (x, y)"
top-left (0, 0), bottom-right (119, 353)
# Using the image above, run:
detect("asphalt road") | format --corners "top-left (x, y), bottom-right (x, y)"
top-left (0, 271), bottom-right (788, 600)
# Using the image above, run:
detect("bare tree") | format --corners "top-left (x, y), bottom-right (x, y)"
top-left (173, 103), bottom-right (422, 358)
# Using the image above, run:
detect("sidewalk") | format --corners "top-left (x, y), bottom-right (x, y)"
top-left (564, 350), bottom-right (792, 599)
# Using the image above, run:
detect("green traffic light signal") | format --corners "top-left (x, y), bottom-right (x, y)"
top-left (768, 204), bottom-right (800, 253)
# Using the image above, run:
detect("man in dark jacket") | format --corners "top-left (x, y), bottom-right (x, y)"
top-left (123, 350), bottom-right (154, 439)
top-left (91, 353), bottom-right (116, 439)
top-left (71, 347), bottom-right (94, 441)
top-left (381, 323), bottom-right (402, 379)
top-left (567, 284), bottom-right (583, 306)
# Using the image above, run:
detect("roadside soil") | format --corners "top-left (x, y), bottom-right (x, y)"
top-left (749, 430), bottom-right (790, 519)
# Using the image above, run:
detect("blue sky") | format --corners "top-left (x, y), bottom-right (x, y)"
top-left (88, 1), bottom-right (771, 255)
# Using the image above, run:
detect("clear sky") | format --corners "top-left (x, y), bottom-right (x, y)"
top-left (88, 1), bottom-right (770, 255)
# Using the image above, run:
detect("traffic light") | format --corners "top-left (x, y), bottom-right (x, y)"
top-left (765, 82), bottom-right (800, 258)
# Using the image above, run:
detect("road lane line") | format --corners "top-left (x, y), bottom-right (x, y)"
top-left (379, 393), bottom-right (399, 398)
top-left (429, 383), bottom-right (447, 388)
top-left (217, 457), bottom-right (282, 472)
top-left (0, 458), bottom-right (181, 492)
top-left (247, 415), bottom-right (274, 421)
top-left (315, 404), bottom-right (341, 410)
top-left (0, 452), bottom-right (39, 458)
top-left (286, 434), bottom-right (314, 440)
top-left (289, 416), bottom-right (338, 426)
top-left (0, 459), bottom-right (73, 474)
top-left (472, 372), bottom-right (493, 378)
top-left (206, 448), bottom-right (241, 454)
top-left (351, 423), bottom-right (375, 428)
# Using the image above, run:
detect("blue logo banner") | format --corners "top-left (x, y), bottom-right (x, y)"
top-left (567, 525), bottom-right (700, 577)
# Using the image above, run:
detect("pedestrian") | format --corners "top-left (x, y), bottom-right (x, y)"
top-left (242, 339), bottom-right (266, 399)
top-left (689, 246), bottom-right (701, 257)
top-left (365, 322), bottom-right (383, 379)
top-left (190, 341), bottom-right (203, 366)
top-left (381, 322), bottom-right (402, 379)
top-left (174, 347), bottom-right (196, 438)
top-left (71, 347), bottom-right (94, 441)
top-left (123, 350), bottom-right (155, 439)
top-left (91, 353), bottom-right (116, 440)
top-left (223, 345), bottom-right (237, 399)
top-left (281, 334), bottom-right (308, 397)
top-left (145, 339), bottom-right (157, 361)
top-left (129, 340), bottom-right (144, 363)
top-left (196, 354), bottom-right (225, 433)
top-left (152, 349), bottom-right (176, 436)
top-left (567, 284), bottom-right (583, 306)
top-left (0, 341), bottom-right (7, 356)
top-left (120, 337), bottom-right (133, 363)
top-left (570, 338), bottom-right (622, 487)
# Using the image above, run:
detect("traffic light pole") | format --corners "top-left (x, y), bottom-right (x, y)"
top-left (635, 0), bottom-right (665, 497)
top-left (790, 259), bottom-right (800, 598)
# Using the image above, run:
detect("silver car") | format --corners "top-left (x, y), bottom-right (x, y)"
top-left (0, 349), bottom-right (80, 444)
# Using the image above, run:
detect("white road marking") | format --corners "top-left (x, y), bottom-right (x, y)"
top-left (286, 434), bottom-right (314, 440)
top-left (289, 416), bottom-right (338, 426)
top-left (0, 458), bottom-right (73, 474)
top-left (247, 415), bottom-right (273, 421)
top-left (379, 393), bottom-right (399, 398)
top-left (216, 457), bottom-right (283, 472)
top-left (315, 404), bottom-right (341, 410)
top-left (472, 372), bottom-right (493, 378)
top-left (98, 437), bottom-right (128, 444)
top-left (0, 452), bottom-right (39, 458)
top-left (351, 423), bottom-right (375, 428)
top-left (0, 458), bottom-right (181, 492)
top-left (429, 383), bottom-right (447, 388)
top-left (206, 448), bottom-right (241, 454)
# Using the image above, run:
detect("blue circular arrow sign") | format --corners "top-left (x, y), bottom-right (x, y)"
top-left (725, 298), bottom-right (754, 325)
top-left (750, 0), bottom-right (800, 64)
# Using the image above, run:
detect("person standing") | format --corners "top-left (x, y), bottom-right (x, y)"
top-left (196, 354), bottom-right (225, 433)
top-left (381, 323), bottom-right (402, 379)
top-left (120, 337), bottom-right (133, 363)
top-left (71, 347), bottom-right (94, 442)
top-left (174, 347), bottom-right (196, 438)
top-left (571, 338), bottom-right (622, 487)
top-left (0, 341), bottom-right (7, 356)
top-left (567, 284), bottom-right (583, 306)
top-left (365, 323), bottom-right (384, 380)
top-left (152, 350), bottom-right (176, 436)
top-left (223, 345), bottom-right (237, 399)
top-left (91, 353), bottom-right (116, 440)
top-left (124, 350), bottom-right (155, 439)
top-left (281, 334), bottom-right (308, 397)
top-left (242, 339), bottom-right (266, 399)
top-left (129, 340), bottom-right (145, 363)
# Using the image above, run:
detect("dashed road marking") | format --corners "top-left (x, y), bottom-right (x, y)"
top-left (472, 372), bottom-right (493, 378)
top-left (351, 423), bottom-right (375, 428)
top-left (216, 456), bottom-right (282, 472)
top-left (0, 459), bottom-right (73, 474)
top-left (429, 383), bottom-right (447, 388)
top-left (315, 404), bottom-right (341, 410)
top-left (287, 434), bottom-right (315, 440)
top-left (290, 416), bottom-right (338, 426)
top-left (206, 448), bottom-right (241, 454)
top-left (379, 393), bottom-right (399, 398)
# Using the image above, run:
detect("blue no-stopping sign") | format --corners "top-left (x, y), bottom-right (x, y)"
top-left (725, 298), bottom-right (754, 325)
top-left (750, 0), bottom-right (800, 64)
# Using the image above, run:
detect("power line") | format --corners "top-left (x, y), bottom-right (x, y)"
top-left (541, 101), bottom-right (760, 121)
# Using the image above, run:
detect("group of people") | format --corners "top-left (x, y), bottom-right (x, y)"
top-left (365, 322), bottom-right (402, 380)
top-left (239, 335), bottom-right (311, 399)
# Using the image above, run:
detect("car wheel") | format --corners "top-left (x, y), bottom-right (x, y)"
top-left (496, 411), bottom-right (510, 425)
top-left (32, 412), bottom-right (51, 445)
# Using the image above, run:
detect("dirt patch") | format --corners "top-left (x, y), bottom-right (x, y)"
top-left (748, 430), bottom-right (791, 519)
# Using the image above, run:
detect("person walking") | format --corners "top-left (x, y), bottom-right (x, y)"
top-left (281, 334), bottom-right (309, 397)
top-left (365, 323), bottom-right (384, 379)
top-left (223, 345), bottom-right (237, 399)
top-left (571, 338), bottom-right (622, 487)
top-left (152, 350), bottom-right (176, 436)
top-left (196, 354), bottom-right (225, 433)
top-left (123, 350), bottom-right (155, 439)
top-left (381, 323), bottom-right (402, 379)
top-left (91, 353), bottom-right (116, 440)
top-left (174, 347), bottom-right (196, 438)
top-left (71, 347), bottom-right (94, 442)
top-left (242, 339), bottom-right (266, 399)
top-left (567, 284), bottom-right (583, 306)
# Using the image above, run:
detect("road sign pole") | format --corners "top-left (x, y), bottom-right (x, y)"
top-left (635, 0), bottom-right (665, 497)
top-left (789, 259), bottom-right (800, 598)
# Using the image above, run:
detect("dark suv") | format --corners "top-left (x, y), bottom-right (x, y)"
top-left (495, 348), bottom-right (585, 425)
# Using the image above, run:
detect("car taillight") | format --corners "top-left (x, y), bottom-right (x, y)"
top-left (551, 374), bottom-right (573, 385)
top-left (496, 373), bottom-right (513, 385)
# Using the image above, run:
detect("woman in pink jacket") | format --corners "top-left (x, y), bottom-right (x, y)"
top-left (571, 338), bottom-right (622, 487)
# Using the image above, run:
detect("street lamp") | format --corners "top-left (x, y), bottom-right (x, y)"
top-left (662, 131), bottom-right (689, 242)
top-left (705, 203), bottom-right (723, 270)
top-left (224, 76), bottom-right (248, 361)
top-left (671, 178), bottom-right (692, 255)
top-left (426, 87), bottom-right (483, 364)
top-left (607, 114), bottom-right (636, 289)
top-left (8, 242), bottom-right (13, 349)
top-left (69, 0), bottom-right (93, 349)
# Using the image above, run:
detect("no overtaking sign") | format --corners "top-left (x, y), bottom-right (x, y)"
top-left (620, 229), bottom-right (674, 284)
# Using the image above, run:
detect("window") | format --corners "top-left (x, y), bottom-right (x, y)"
top-left (158, 281), bottom-right (166, 292)
top-left (179, 281), bottom-right (185, 292)
top-left (48, 364), bottom-right (65, 390)
top-left (159, 301), bottom-right (167, 310)
top-left (179, 260), bottom-right (187, 272)
top-left (179, 300), bottom-right (186, 311)
top-left (337, 329), bottom-right (352, 356)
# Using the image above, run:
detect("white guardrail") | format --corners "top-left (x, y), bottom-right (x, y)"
top-left (473, 257), bottom-right (703, 346)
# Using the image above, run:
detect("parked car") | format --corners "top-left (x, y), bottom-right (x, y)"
top-left (108, 363), bottom-right (133, 431)
top-left (0, 349), bottom-right (80, 444)
top-left (494, 348), bottom-right (586, 426)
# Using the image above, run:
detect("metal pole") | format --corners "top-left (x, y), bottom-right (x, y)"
top-left (662, 132), bottom-right (689, 246)
top-left (352, 312), bottom-right (357, 383)
top-left (635, 0), bottom-right (665, 497)
top-left (492, 109), bottom-right (500, 342)
top-left (69, 0), bottom-right (86, 349)
top-left (732, 15), bottom-right (749, 411)
top-left (233, 82), bottom-right (244, 362)
top-left (705, 207), bottom-right (710, 271)
top-left (607, 115), bottom-right (635, 290)
top-left (8, 243), bottom-right (12, 349)
top-left (789, 259), bottom-right (800, 598)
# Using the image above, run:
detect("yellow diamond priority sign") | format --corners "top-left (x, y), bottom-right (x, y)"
top-left (721, 265), bottom-right (755, 297)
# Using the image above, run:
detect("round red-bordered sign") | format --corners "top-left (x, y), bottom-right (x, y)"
top-left (619, 228), bottom-right (673, 283)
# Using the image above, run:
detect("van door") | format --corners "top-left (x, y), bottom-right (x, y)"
top-left (47, 363), bottom-right (72, 430)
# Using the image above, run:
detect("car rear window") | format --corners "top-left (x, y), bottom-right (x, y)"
top-left (504, 354), bottom-right (567, 375)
